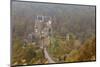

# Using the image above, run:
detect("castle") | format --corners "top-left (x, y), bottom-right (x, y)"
top-left (34, 15), bottom-right (52, 49)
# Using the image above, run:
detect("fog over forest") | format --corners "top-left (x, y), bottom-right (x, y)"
top-left (11, 1), bottom-right (96, 66)
top-left (11, 1), bottom-right (95, 41)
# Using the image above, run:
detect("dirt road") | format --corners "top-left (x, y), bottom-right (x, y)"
top-left (44, 47), bottom-right (55, 63)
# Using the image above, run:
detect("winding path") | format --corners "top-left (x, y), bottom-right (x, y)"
top-left (43, 47), bottom-right (55, 63)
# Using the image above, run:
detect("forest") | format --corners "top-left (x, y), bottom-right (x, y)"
top-left (11, 1), bottom-right (96, 66)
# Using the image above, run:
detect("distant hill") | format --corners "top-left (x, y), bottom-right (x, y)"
top-left (11, 1), bottom-right (96, 41)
